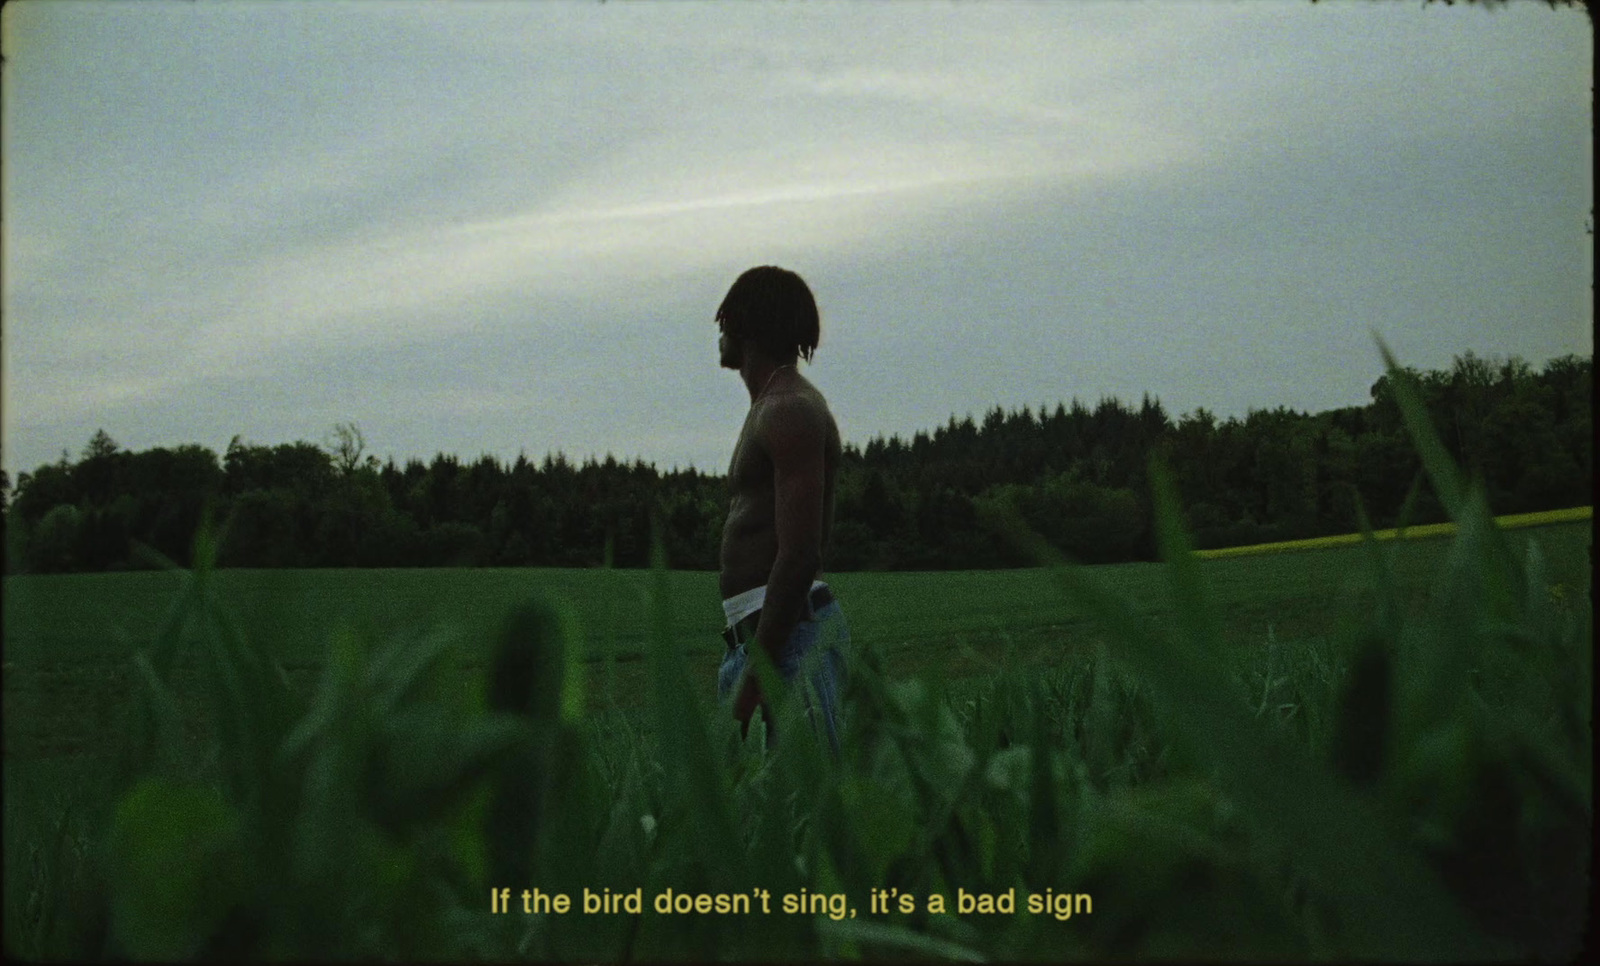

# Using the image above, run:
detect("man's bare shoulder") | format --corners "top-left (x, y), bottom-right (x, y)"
top-left (750, 380), bottom-right (834, 443)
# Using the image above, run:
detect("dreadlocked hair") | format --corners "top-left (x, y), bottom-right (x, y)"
top-left (715, 266), bottom-right (821, 363)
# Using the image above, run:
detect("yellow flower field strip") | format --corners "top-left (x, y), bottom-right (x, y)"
top-left (1194, 506), bottom-right (1592, 560)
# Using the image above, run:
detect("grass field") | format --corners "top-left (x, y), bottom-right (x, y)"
top-left (2, 515), bottom-right (1591, 961)
top-left (6, 353), bottom-right (1591, 960)
top-left (3, 519), bottom-right (1589, 761)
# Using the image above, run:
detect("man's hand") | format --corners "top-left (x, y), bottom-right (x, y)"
top-left (732, 673), bottom-right (771, 738)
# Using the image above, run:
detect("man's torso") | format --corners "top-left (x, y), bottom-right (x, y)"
top-left (718, 373), bottom-right (840, 599)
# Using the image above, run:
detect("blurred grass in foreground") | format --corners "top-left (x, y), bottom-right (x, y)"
top-left (4, 346), bottom-right (1591, 961)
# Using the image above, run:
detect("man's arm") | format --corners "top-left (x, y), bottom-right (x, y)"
top-left (734, 396), bottom-right (826, 727)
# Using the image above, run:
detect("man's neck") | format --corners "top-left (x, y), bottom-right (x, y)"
top-left (741, 357), bottom-right (797, 404)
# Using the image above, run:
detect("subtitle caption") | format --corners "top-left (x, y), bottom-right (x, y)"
top-left (492, 886), bottom-right (1092, 921)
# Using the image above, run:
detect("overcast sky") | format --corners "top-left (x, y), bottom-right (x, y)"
top-left (3, 1), bottom-right (1591, 480)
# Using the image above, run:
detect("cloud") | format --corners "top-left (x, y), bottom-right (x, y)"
top-left (2, 1), bottom-right (1590, 479)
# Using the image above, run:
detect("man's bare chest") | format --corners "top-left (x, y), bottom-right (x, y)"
top-left (728, 414), bottom-right (770, 493)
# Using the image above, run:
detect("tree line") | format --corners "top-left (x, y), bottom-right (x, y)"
top-left (2, 352), bottom-right (1589, 574)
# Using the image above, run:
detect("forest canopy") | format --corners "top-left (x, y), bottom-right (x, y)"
top-left (3, 352), bottom-right (1590, 574)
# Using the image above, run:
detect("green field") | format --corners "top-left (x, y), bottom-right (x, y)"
top-left (4, 520), bottom-right (1589, 760)
top-left (3, 508), bottom-right (1591, 960)
top-left (7, 356), bottom-right (1592, 961)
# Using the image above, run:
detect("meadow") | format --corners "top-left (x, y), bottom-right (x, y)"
top-left (5, 519), bottom-right (1587, 761)
top-left (5, 519), bottom-right (1591, 960)
top-left (2, 362), bottom-right (1592, 960)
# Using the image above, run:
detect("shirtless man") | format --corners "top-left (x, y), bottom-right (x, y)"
top-left (713, 266), bottom-right (848, 750)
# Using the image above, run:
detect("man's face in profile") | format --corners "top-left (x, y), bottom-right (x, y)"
top-left (718, 324), bottom-right (742, 371)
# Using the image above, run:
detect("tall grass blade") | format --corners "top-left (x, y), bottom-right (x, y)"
top-left (819, 916), bottom-right (986, 963)
top-left (986, 459), bottom-right (1505, 959)
top-left (484, 598), bottom-right (572, 890)
top-left (1025, 678), bottom-right (1063, 884)
top-left (1377, 337), bottom-right (1520, 622)
top-left (642, 518), bottom-right (746, 890)
top-left (1375, 337), bottom-right (1464, 520)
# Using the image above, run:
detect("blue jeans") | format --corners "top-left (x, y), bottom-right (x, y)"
top-left (718, 599), bottom-right (849, 753)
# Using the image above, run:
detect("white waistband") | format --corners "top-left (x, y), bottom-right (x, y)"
top-left (723, 580), bottom-right (827, 627)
